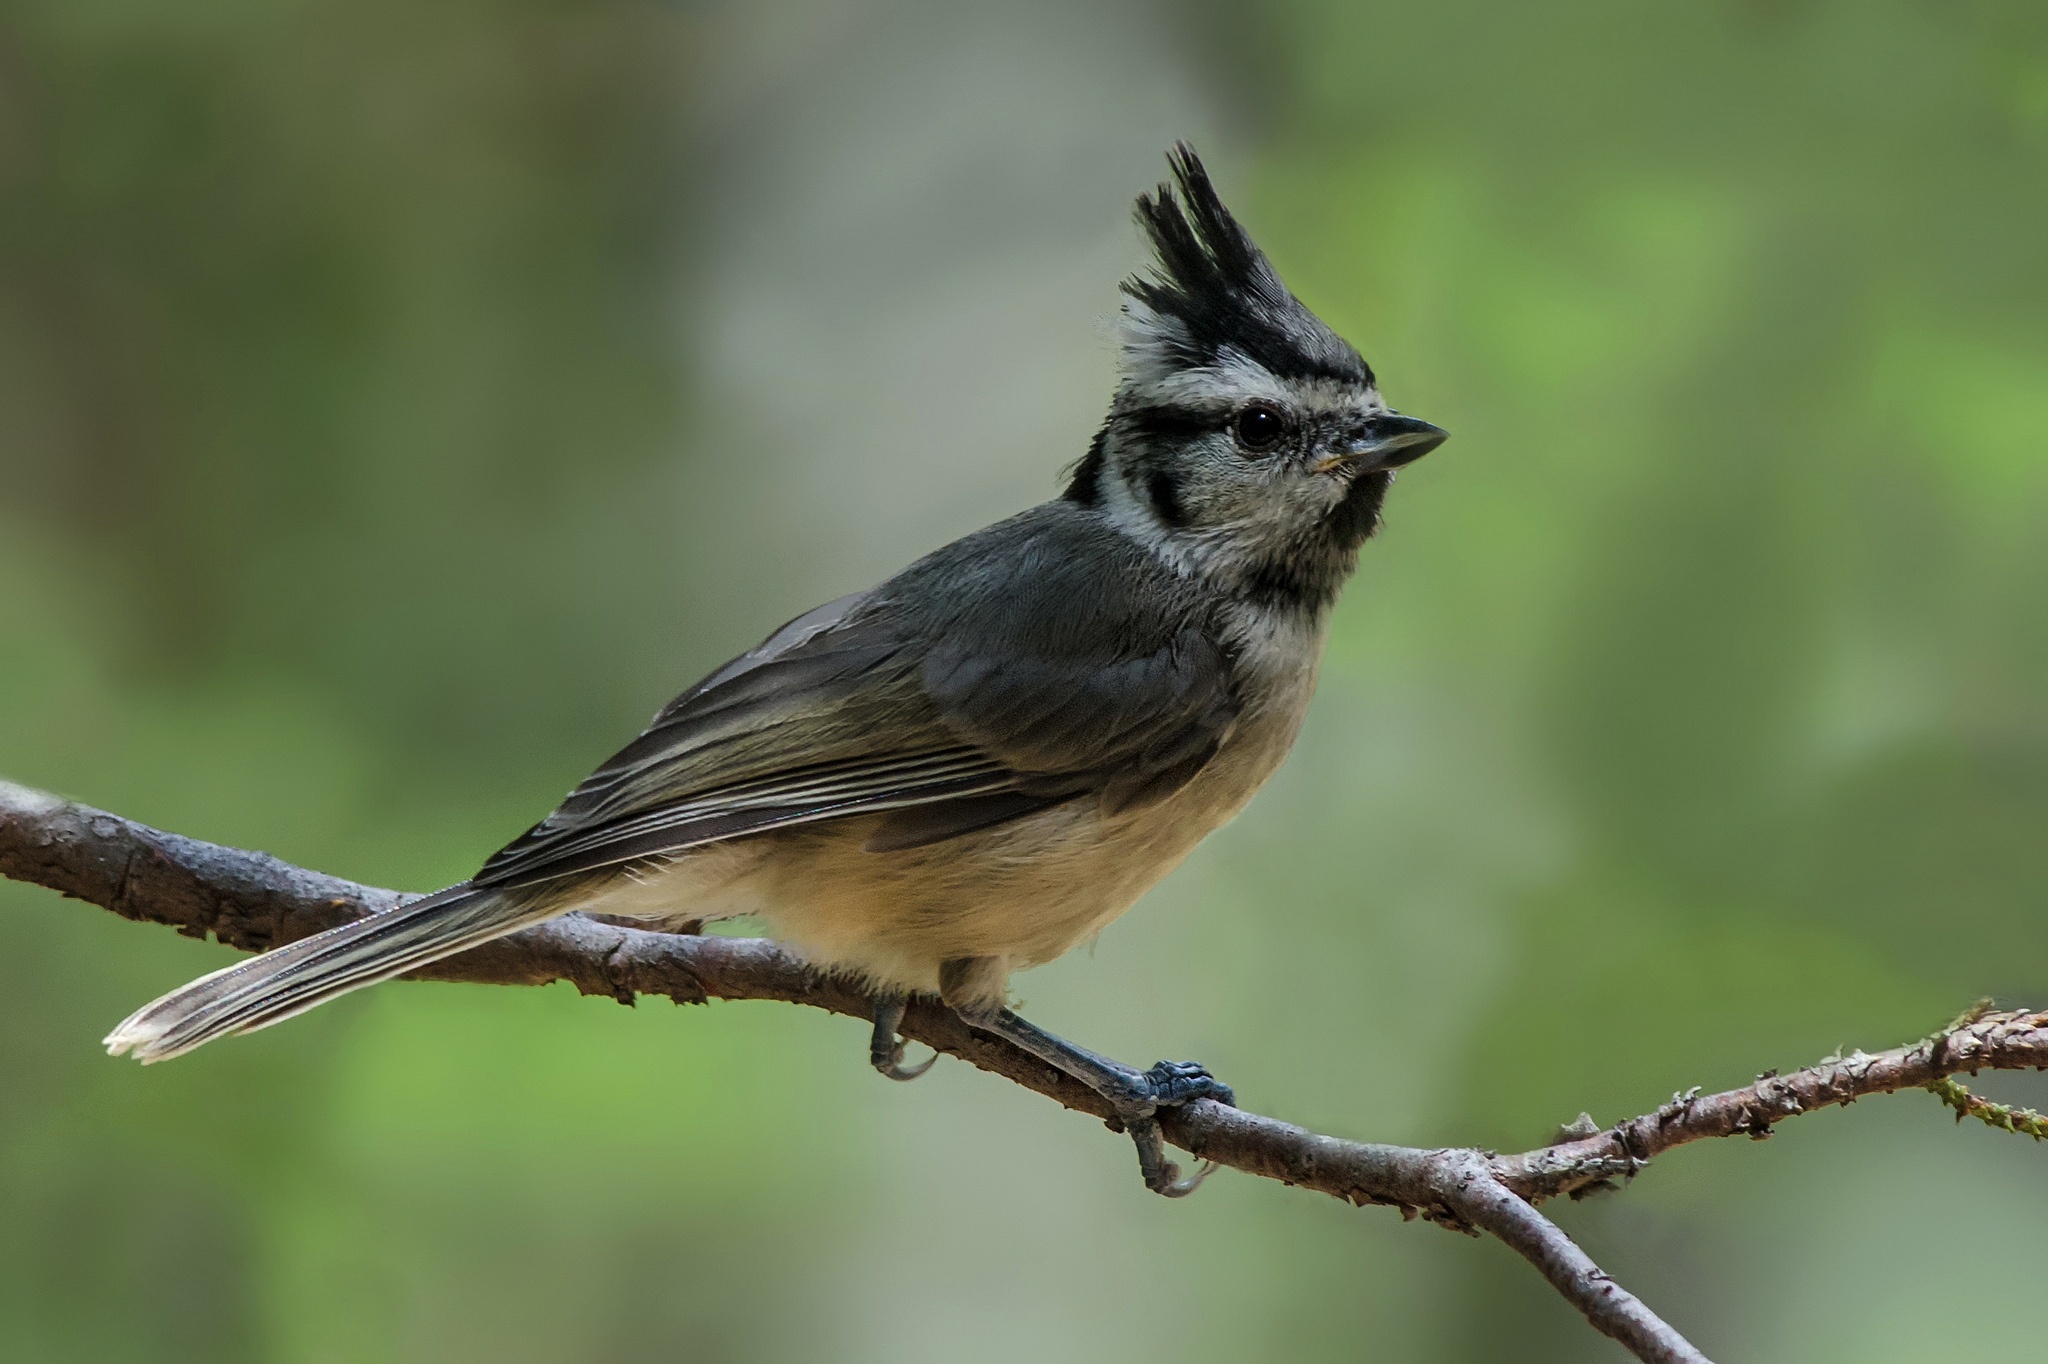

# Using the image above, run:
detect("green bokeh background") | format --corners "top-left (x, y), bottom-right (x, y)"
top-left (5, 2), bottom-right (2047, 1360)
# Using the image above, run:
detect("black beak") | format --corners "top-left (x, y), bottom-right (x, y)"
top-left (1328, 411), bottom-right (1449, 473)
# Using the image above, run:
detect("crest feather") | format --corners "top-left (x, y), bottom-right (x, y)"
top-left (1122, 143), bottom-right (1371, 387)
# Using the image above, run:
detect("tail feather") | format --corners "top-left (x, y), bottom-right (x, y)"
top-left (104, 884), bottom-right (558, 1063)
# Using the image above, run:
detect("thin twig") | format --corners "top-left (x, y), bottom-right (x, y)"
top-left (6, 778), bottom-right (2045, 1364)
top-left (1496, 1012), bottom-right (2048, 1203)
top-left (1926, 1076), bottom-right (2048, 1139)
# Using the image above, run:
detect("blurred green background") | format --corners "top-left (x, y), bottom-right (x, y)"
top-left (4, 1), bottom-right (2047, 1360)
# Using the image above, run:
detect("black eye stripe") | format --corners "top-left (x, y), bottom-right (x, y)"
top-left (1121, 397), bottom-right (1342, 462)
top-left (1121, 403), bottom-right (1218, 443)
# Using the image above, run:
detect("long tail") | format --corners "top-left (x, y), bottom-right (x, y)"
top-left (104, 884), bottom-right (559, 1063)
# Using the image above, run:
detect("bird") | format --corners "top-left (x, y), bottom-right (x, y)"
top-left (104, 143), bottom-right (1447, 1196)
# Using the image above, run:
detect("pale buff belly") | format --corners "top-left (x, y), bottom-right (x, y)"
top-left (574, 650), bottom-right (1318, 1003)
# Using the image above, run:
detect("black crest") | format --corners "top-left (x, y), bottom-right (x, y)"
top-left (1125, 143), bottom-right (1371, 387)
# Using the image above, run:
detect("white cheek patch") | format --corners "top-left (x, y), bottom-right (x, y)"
top-left (1097, 459), bottom-right (1199, 575)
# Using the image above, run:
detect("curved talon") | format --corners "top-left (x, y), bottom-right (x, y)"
top-left (875, 1043), bottom-right (938, 1082)
top-left (1126, 1114), bottom-right (1221, 1197)
top-left (1159, 1159), bottom-right (1219, 1198)
top-left (868, 993), bottom-right (938, 1082)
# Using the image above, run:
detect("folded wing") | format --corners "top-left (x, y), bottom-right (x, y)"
top-left (472, 506), bottom-right (1241, 887)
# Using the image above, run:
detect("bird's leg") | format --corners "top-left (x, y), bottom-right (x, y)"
top-left (970, 1006), bottom-right (1232, 1196)
top-left (937, 959), bottom-right (1232, 1197)
top-left (868, 993), bottom-right (937, 1081)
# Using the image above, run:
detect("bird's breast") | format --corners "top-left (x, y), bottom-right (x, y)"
top-left (683, 605), bottom-right (1328, 997)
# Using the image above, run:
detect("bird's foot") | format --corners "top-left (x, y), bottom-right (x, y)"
top-left (941, 997), bottom-right (1234, 1198)
top-left (1136, 1058), bottom-right (1234, 1109)
top-left (869, 994), bottom-right (938, 1082)
top-left (1114, 1060), bottom-right (1235, 1197)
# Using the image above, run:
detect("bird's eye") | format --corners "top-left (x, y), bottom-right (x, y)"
top-left (1232, 403), bottom-right (1287, 455)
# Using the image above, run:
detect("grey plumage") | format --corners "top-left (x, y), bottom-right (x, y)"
top-left (104, 144), bottom-right (1446, 1194)
top-left (104, 884), bottom-right (557, 1061)
top-left (477, 506), bottom-right (1239, 888)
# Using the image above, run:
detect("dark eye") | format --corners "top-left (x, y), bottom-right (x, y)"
top-left (1232, 402), bottom-right (1287, 454)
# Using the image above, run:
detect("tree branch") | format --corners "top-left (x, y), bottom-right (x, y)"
top-left (5, 778), bottom-right (2042, 1364)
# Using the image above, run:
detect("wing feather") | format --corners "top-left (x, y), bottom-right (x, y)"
top-left (470, 504), bottom-right (1245, 888)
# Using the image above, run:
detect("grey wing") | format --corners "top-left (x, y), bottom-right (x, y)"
top-left (867, 508), bottom-right (1243, 849)
top-left (472, 591), bottom-right (1015, 887)
top-left (473, 507), bottom-right (1241, 883)
top-left (857, 628), bottom-right (1236, 853)
top-left (919, 628), bottom-right (1235, 806)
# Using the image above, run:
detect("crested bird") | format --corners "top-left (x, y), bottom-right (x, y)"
top-left (106, 144), bottom-right (1448, 1196)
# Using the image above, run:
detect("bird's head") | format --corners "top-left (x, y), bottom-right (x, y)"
top-left (1066, 144), bottom-right (1446, 612)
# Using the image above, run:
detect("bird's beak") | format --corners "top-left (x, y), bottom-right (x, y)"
top-left (1316, 411), bottom-right (1449, 474)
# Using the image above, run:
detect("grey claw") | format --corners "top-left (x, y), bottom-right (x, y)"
top-left (869, 993), bottom-right (938, 1081)
top-left (875, 1046), bottom-right (938, 1082)
top-left (1128, 1114), bottom-right (1219, 1198)
top-left (1158, 1159), bottom-right (1219, 1198)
